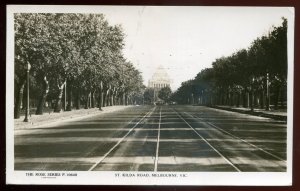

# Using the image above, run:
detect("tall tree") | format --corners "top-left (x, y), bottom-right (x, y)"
top-left (158, 86), bottom-right (172, 103)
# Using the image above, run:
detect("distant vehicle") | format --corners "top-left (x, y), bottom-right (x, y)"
top-left (156, 100), bottom-right (167, 105)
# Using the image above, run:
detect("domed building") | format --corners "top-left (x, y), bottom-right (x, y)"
top-left (148, 65), bottom-right (172, 89)
top-left (148, 65), bottom-right (172, 103)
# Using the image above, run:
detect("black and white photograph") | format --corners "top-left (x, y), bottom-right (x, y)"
top-left (6, 5), bottom-right (294, 185)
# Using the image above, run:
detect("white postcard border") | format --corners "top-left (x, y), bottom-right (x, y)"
top-left (6, 5), bottom-right (295, 186)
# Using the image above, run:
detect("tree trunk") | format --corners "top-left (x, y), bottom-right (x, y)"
top-left (118, 94), bottom-right (121, 105)
top-left (14, 79), bottom-right (26, 119)
top-left (103, 87), bottom-right (108, 107)
top-left (116, 90), bottom-right (119, 105)
top-left (107, 85), bottom-right (111, 106)
top-left (54, 81), bottom-right (66, 112)
top-left (75, 90), bottom-right (80, 110)
top-left (99, 90), bottom-right (103, 110)
top-left (260, 89), bottom-right (265, 109)
top-left (36, 76), bottom-right (49, 115)
top-left (85, 91), bottom-right (91, 109)
top-left (274, 86), bottom-right (280, 110)
top-left (242, 90), bottom-right (246, 108)
top-left (66, 82), bottom-right (73, 111)
top-left (114, 90), bottom-right (117, 105)
top-left (89, 91), bottom-right (92, 108)
top-left (110, 88), bottom-right (114, 106)
top-left (91, 90), bottom-right (96, 108)
top-left (250, 90), bottom-right (254, 111)
top-left (98, 81), bottom-right (103, 110)
top-left (103, 93), bottom-right (106, 107)
top-left (246, 92), bottom-right (250, 108)
top-left (122, 92), bottom-right (125, 105)
top-left (254, 92), bottom-right (259, 107)
top-left (236, 91), bottom-right (240, 107)
top-left (109, 89), bottom-right (112, 106)
top-left (228, 91), bottom-right (231, 106)
top-left (125, 94), bottom-right (128, 106)
top-left (106, 88), bottom-right (110, 106)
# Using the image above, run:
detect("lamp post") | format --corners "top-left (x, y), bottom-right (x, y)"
top-left (153, 86), bottom-right (155, 105)
top-left (24, 62), bottom-right (31, 122)
top-left (64, 81), bottom-right (67, 111)
top-left (266, 72), bottom-right (270, 111)
top-left (120, 83), bottom-right (125, 105)
top-left (99, 81), bottom-right (103, 110)
top-left (201, 90), bottom-right (203, 105)
top-left (191, 93), bottom-right (194, 105)
top-left (251, 77), bottom-right (254, 112)
top-left (143, 94), bottom-right (145, 105)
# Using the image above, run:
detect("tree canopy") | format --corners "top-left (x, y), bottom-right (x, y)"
top-left (158, 86), bottom-right (172, 102)
top-left (171, 18), bottom-right (287, 110)
top-left (14, 13), bottom-right (145, 117)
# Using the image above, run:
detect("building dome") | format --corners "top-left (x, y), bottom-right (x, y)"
top-left (148, 65), bottom-right (172, 89)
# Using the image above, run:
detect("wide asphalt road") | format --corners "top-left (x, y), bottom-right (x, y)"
top-left (15, 105), bottom-right (287, 172)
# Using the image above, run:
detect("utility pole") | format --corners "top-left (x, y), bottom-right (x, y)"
top-left (24, 62), bottom-right (31, 122)
top-left (64, 81), bottom-right (67, 111)
top-left (266, 72), bottom-right (270, 111)
top-left (99, 81), bottom-right (103, 110)
top-left (251, 77), bottom-right (254, 112)
top-left (153, 87), bottom-right (155, 105)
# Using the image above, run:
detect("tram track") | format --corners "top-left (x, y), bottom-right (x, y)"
top-left (88, 106), bottom-right (156, 171)
top-left (15, 105), bottom-right (286, 172)
top-left (154, 107), bottom-right (162, 171)
top-left (185, 111), bottom-right (286, 162)
top-left (172, 108), bottom-right (242, 172)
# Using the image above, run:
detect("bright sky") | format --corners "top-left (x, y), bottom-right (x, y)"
top-left (81, 6), bottom-right (293, 90)
top-left (28, 5), bottom-right (293, 90)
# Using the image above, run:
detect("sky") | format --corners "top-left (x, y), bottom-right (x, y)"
top-left (91, 6), bottom-right (291, 90)
top-left (49, 6), bottom-right (294, 90)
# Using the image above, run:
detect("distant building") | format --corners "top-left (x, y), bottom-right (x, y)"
top-left (148, 65), bottom-right (172, 89)
top-left (148, 65), bottom-right (172, 103)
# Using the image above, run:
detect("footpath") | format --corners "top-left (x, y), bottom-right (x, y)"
top-left (14, 106), bottom-right (132, 130)
top-left (210, 105), bottom-right (287, 121)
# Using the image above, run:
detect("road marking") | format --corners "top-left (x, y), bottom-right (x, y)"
top-left (186, 112), bottom-right (286, 162)
top-left (154, 107), bottom-right (162, 172)
top-left (88, 106), bottom-right (156, 171)
top-left (173, 109), bottom-right (242, 172)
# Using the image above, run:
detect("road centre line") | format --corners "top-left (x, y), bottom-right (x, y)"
top-left (173, 109), bottom-right (242, 172)
top-left (88, 106), bottom-right (156, 171)
top-left (154, 107), bottom-right (162, 172)
top-left (185, 112), bottom-right (286, 162)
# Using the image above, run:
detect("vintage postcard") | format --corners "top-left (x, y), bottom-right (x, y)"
top-left (6, 5), bottom-right (294, 185)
